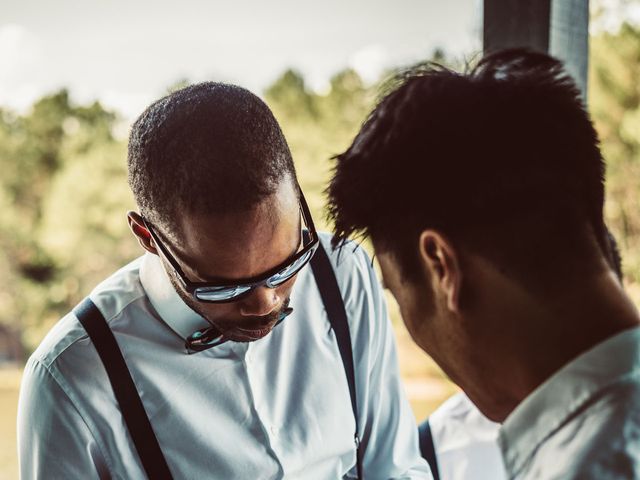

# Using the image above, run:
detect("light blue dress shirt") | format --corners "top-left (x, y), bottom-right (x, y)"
top-left (499, 326), bottom-right (640, 479)
top-left (17, 233), bottom-right (431, 479)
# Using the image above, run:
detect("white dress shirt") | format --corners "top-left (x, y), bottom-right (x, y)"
top-left (429, 392), bottom-right (507, 480)
top-left (499, 326), bottom-right (640, 479)
top-left (17, 233), bottom-right (431, 479)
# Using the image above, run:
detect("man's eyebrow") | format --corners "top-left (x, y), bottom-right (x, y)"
top-left (192, 230), bottom-right (303, 284)
top-left (192, 269), bottom-right (227, 283)
top-left (168, 247), bottom-right (225, 283)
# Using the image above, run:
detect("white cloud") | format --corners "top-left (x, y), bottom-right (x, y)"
top-left (349, 45), bottom-right (390, 84)
top-left (0, 24), bottom-right (44, 111)
top-left (96, 89), bottom-right (156, 122)
top-left (306, 74), bottom-right (332, 95)
top-left (591, 0), bottom-right (640, 33)
top-left (0, 24), bottom-right (39, 77)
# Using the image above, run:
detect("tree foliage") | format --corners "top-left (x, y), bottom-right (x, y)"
top-left (1, 31), bottom-right (639, 357)
top-left (265, 67), bottom-right (375, 225)
top-left (590, 22), bottom-right (640, 290)
top-left (0, 92), bottom-right (133, 354)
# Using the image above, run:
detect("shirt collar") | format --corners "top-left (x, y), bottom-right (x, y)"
top-left (498, 325), bottom-right (640, 477)
top-left (139, 252), bottom-right (211, 341)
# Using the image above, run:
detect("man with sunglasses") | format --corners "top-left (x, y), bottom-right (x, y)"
top-left (18, 82), bottom-right (430, 479)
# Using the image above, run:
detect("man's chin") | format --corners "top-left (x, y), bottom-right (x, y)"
top-left (213, 299), bottom-right (291, 343)
top-left (224, 322), bottom-right (277, 342)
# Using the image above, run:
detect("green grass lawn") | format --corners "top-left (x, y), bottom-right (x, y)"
top-left (0, 369), bottom-right (20, 480)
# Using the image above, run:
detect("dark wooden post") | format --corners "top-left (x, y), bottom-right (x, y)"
top-left (483, 0), bottom-right (589, 97)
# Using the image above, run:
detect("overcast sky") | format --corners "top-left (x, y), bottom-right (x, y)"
top-left (1, 0), bottom-right (481, 119)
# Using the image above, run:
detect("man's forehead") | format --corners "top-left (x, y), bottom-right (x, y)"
top-left (193, 181), bottom-right (295, 231)
top-left (173, 184), bottom-right (301, 280)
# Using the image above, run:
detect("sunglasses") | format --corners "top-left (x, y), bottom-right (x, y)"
top-left (143, 191), bottom-right (319, 303)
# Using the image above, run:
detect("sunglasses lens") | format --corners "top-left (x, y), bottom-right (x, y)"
top-left (192, 238), bottom-right (317, 303)
top-left (195, 285), bottom-right (251, 302)
top-left (267, 247), bottom-right (315, 287)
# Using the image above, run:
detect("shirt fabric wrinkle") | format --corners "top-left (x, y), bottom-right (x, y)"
top-left (499, 326), bottom-right (640, 480)
top-left (17, 232), bottom-right (431, 480)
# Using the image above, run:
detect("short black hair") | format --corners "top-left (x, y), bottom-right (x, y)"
top-left (128, 82), bottom-right (296, 237)
top-left (328, 49), bottom-right (610, 284)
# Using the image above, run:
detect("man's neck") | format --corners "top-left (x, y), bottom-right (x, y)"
top-left (467, 271), bottom-right (640, 422)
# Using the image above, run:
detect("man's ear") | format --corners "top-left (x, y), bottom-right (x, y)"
top-left (418, 230), bottom-right (462, 312)
top-left (127, 211), bottom-right (158, 255)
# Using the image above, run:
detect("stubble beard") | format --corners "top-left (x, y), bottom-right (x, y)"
top-left (167, 270), bottom-right (290, 343)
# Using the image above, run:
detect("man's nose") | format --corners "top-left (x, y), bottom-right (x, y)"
top-left (238, 286), bottom-right (280, 317)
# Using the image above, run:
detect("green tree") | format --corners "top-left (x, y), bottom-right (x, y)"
top-left (265, 69), bottom-right (317, 122)
top-left (0, 92), bottom-right (130, 355)
top-left (265, 68), bottom-right (374, 227)
top-left (590, 22), bottom-right (640, 292)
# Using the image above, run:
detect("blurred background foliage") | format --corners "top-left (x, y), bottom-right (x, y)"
top-left (590, 21), bottom-right (640, 298)
top-left (0, 10), bottom-right (638, 480)
top-left (0, 22), bottom-right (639, 361)
top-left (0, 12), bottom-right (635, 419)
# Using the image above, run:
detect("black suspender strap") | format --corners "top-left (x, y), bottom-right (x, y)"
top-left (310, 242), bottom-right (363, 480)
top-left (418, 419), bottom-right (440, 480)
top-left (73, 240), bottom-right (359, 480)
top-left (73, 298), bottom-right (174, 480)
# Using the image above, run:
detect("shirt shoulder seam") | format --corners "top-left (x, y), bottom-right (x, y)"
top-left (37, 291), bottom-right (147, 368)
top-left (31, 357), bottom-right (117, 478)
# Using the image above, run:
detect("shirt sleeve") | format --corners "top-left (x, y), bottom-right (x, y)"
top-left (344, 245), bottom-right (433, 479)
top-left (17, 356), bottom-right (111, 480)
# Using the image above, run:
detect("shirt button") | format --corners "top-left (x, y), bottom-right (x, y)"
top-left (270, 425), bottom-right (279, 436)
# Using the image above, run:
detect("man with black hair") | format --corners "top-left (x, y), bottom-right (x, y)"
top-left (327, 49), bottom-right (640, 478)
top-left (17, 83), bottom-right (431, 479)
top-left (419, 228), bottom-right (625, 480)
